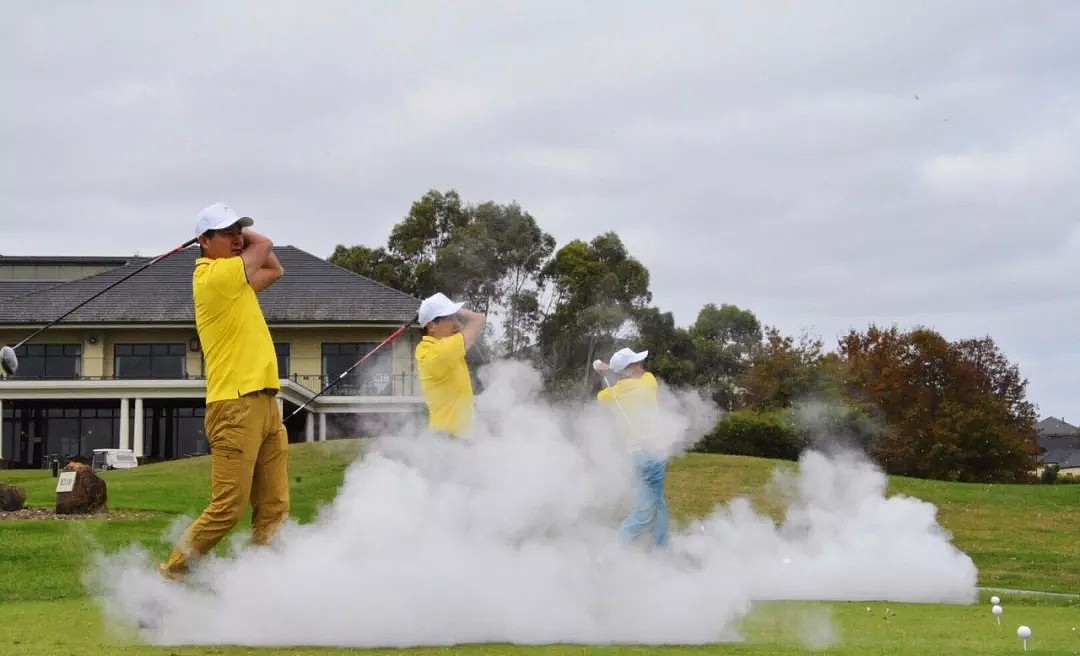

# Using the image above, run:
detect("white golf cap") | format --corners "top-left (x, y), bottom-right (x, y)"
top-left (609, 347), bottom-right (648, 373)
top-left (195, 202), bottom-right (254, 237)
top-left (418, 292), bottom-right (465, 327)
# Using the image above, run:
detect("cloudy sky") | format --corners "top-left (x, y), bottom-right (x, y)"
top-left (4, 1), bottom-right (1079, 421)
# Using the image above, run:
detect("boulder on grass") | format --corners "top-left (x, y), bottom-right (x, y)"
top-left (0, 483), bottom-right (26, 511)
top-left (55, 462), bottom-right (107, 514)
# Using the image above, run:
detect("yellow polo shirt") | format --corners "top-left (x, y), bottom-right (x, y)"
top-left (194, 256), bottom-right (279, 403)
top-left (415, 333), bottom-right (474, 436)
top-left (597, 372), bottom-right (660, 449)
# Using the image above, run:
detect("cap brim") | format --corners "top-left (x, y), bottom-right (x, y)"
top-left (437, 301), bottom-right (465, 318)
top-left (630, 351), bottom-right (648, 363)
top-left (209, 216), bottom-right (254, 231)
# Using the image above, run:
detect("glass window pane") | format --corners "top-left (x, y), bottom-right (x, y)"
top-left (50, 417), bottom-right (79, 457)
top-left (116, 355), bottom-right (149, 379)
top-left (85, 417), bottom-right (113, 454)
top-left (114, 344), bottom-right (184, 379)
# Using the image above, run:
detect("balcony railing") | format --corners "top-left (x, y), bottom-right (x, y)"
top-left (1, 372), bottom-right (420, 397)
top-left (285, 373), bottom-right (418, 397)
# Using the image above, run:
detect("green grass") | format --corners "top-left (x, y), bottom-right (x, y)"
top-left (1, 596), bottom-right (1077, 655)
top-left (1, 442), bottom-right (1078, 654)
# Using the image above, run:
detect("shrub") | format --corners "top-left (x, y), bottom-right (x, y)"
top-left (696, 409), bottom-right (807, 460)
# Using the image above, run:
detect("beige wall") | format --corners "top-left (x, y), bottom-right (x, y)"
top-left (0, 263), bottom-right (118, 281)
top-left (99, 328), bottom-right (201, 378)
top-left (0, 324), bottom-right (421, 389)
top-left (270, 326), bottom-right (420, 395)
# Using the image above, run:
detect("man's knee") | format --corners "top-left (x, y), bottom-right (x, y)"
top-left (205, 494), bottom-right (248, 528)
top-left (254, 496), bottom-right (289, 519)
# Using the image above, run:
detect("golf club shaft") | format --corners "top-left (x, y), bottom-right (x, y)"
top-left (599, 372), bottom-right (633, 425)
top-left (12, 237), bottom-right (199, 350)
top-left (285, 314), bottom-right (418, 420)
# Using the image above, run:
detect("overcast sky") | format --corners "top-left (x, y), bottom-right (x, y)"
top-left (3, 1), bottom-right (1079, 422)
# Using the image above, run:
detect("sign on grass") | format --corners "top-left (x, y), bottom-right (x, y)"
top-left (55, 471), bottom-right (77, 493)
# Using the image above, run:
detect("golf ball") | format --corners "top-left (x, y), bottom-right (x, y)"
top-left (1017, 626), bottom-right (1031, 639)
top-left (990, 595), bottom-right (1000, 605)
top-left (992, 605), bottom-right (1002, 616)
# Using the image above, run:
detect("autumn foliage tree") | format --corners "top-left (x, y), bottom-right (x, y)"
top-left (739, 327), bottom-right (838, 410)
top-left (838, 325), bottom-right (1037, 482)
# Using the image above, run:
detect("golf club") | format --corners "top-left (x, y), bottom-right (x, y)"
top-left (593, 358), bottom-right (633, 423)
top-left (0, 237), bottom-right (199, 377)
top-left (285, 313), bottom-right (419, 421)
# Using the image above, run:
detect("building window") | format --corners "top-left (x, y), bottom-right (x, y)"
top-left (142, 402), bottom-right (207, 461)
top-left (321, 342), bottom-right (393, 396)
top-left (275, 342), bottom-right (290, 378)
top-left (1, 403), bottom-right (119, 468)
top-left (11, 344), bottom-right (81, 379)
top-left (114, 343), bottom-right (186, 379)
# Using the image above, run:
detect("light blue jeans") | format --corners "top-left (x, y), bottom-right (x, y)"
top-left (617, 451), bottom-right (669, 549)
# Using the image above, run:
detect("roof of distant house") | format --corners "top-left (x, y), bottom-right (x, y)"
top-left (1039, 447), bottom-right (1080, 469)
top-left (0, 281), bottom-right (67, 301)
top-left (1035, 416), bottom-right (1079, 436)
top-left (0, 255), bottom-right (144, 266)
top-left (0, 246), bottom-right (419, 325)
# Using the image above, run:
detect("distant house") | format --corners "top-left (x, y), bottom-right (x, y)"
top-left (0, 247), bottom-right (423, 469)
top-left (1034, 417), bottom-right (1080, 478)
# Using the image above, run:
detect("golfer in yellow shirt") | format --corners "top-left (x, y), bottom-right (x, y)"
top-left (595, 348), bottom-right (668, 549)
top-left (414, 292), bottom-right (486, 438)
top-left (159, 202), bottom-right (289, 581)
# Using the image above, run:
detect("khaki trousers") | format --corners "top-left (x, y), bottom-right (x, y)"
top-left (160, 389), bottom-right (290, 577)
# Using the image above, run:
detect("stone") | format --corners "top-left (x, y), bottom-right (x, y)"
top-left (0, 483), bottom-right (26, 511)
top-left (55, 462), bottom-right (107, 514)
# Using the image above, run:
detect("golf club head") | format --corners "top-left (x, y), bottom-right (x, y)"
top-left (0, 345), bottom-right (17, 376)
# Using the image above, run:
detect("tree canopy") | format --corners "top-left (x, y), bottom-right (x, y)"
top-left (330, 188), bottom-right (1040, 483)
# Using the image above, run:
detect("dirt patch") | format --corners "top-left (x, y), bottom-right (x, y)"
top-left (0, 507), bottom-right (159, 521)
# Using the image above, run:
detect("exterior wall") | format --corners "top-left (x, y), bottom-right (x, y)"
top-left (0, 327), bottom-right (101, 377)
top-left (0, 324), bottom-right (422, 391)
top-left (0, 262), bottom-right (120, 281)
top-left (100, 328), bottom-right (201, 378)
top-left (270, 325), bottom-right (421, 394)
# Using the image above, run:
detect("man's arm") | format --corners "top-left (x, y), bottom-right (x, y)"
top-left (457, 309), bottom-right (486, 350)
top-left (241, 228), bottom-right (284, 292)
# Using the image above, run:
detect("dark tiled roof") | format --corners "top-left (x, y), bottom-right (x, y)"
top-left (1036, 435), bottom-right (1080, 451)
top-left (0, 246), bottom-right (419, 325)
top-left (1035, 417), bottom-right (1078, 436)
top-left (0, 281), bottom-right (67, 301)
top-left (1039, 448), bottom-right (1080, 469)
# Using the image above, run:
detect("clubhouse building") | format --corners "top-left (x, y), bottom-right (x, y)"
top-left (0, 247), bottom-right (424, 469)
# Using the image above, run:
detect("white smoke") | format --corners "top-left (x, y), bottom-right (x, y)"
top-left (85, 360), bottom-right (977, 649)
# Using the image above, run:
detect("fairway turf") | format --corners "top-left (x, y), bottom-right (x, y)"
top-left (1, 595), bottom-right (1077, 655)
top-left (1, 441), bottom-right (1078, 655)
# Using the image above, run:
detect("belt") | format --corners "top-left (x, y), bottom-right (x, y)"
top-left (241, 388), bottom-right (278, 398)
